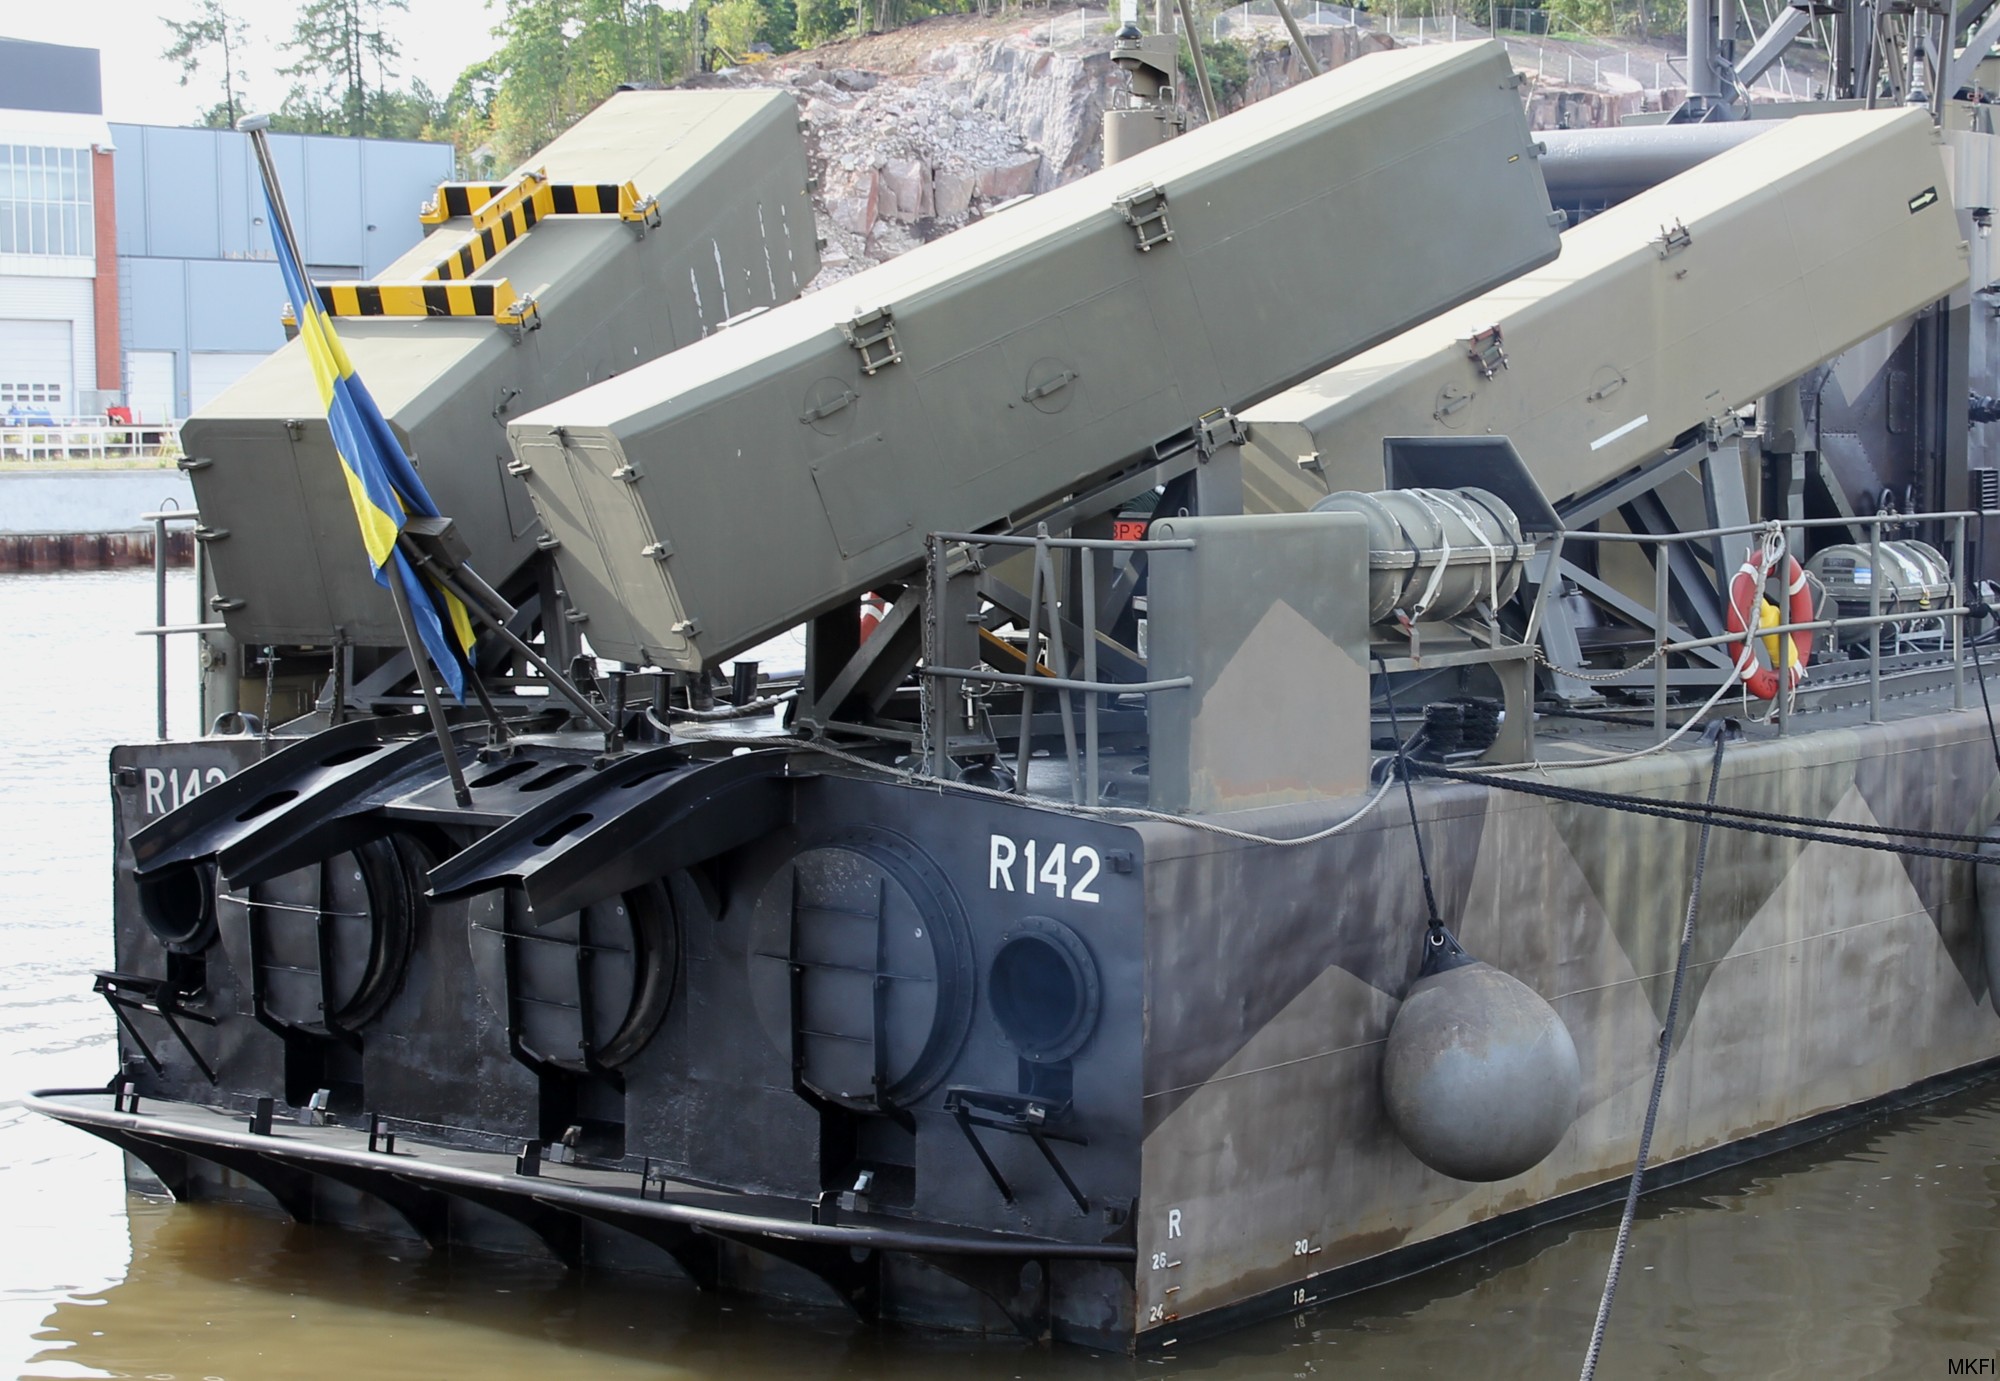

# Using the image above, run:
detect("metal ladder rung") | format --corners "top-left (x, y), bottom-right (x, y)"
top-left (796, 903), bottom-right (882, 921)
top-left (754, 952), bottom-right (933, 981)
top-left (516, 995), bottom-right (584, 1011)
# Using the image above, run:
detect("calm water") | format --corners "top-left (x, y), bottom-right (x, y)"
top-left (2, 569), bottom-right (1998, 1380)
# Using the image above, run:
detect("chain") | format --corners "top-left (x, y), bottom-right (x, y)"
top-left (259, 645), bottom-right (276, 759)
top-left (1532, 644), bottom-right (1664, 683)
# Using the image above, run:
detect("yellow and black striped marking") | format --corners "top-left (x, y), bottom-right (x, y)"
top-left (421, 170), bottom-right (647, 230)
top-left (314, 278), bottom-right (519, 319)
top-left (420, 182), bottom-right (509, 225)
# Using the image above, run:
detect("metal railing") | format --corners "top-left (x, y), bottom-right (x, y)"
top-left (138, 507), bottom-right (225, 739)
top-left (1555, 510), bottom-right (1976, 737)
top-left (2, 421), bottom-right (179, 462)
top-left (921, 525), bottom-right (1193, 804)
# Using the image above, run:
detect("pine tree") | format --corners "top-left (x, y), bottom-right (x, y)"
top-left (161, 0), bottom-right (251, 129)
top-left (280, 0), bottom-right (411, 138)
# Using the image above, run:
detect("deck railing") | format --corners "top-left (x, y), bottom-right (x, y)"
top-left (920, 524), bottom-right (1194, 804)
top-left (1, 422), bottom-right (179, 463)
top-left (1555, 510), bottom-right (1978, 736)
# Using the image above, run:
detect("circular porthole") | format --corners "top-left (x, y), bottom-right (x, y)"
top-left (987, 916), bottom-right (1101, 1063)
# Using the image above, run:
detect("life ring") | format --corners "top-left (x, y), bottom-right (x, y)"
top-left (859, 591), bottom-right (887, 642)
top-left (1725, 550), bottom-right (1813, 700)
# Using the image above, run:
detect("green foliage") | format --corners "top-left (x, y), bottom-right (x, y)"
top-left (463, 0), bottom-right (696, 164)
top-left (280, 0), bottom-right (413, 138)
top-left (708, 0), bottom-right (772, 58)
top-left (793, 0), bottom-right (857, 46)
top-left (1178, 35), bottom-right (1252, 105)
top-left (1541, 0), bottom-right (1613, 35)
top-left (162, 1), bottom-right (251, 129)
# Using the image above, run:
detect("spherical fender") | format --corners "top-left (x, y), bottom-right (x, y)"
top-left (1382, 961), bottom-right (1582, 1182)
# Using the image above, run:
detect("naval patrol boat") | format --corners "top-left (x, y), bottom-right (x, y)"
top-left (27, 2), bottom-right (2000, 1351)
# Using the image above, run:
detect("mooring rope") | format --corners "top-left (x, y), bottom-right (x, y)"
top-left (1376, 657), bottom-right (1445, 935)
top-left (758, 734), bottom-right (1398, 848)
top-left (1577, 729), bottom-right (1729, 1381)
top-left (1966, 598), bottom-right (2000, 783)
top-left (1409, 758), bottom-right (2000, 866)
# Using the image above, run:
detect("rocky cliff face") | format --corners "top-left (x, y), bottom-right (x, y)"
top-left (708, 15), bottom-right (1395, 287)
top-left (701, 16), bottom-right (1736, 289)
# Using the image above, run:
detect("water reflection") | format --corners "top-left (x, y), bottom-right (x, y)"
top-left (4, 571), bottom-right (1999, 1380)
top-left (13, 1084), bottom-right (1999, 1381)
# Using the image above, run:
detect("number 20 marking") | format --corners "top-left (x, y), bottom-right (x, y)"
top-left (988, 834), bottom-right (1102, 903)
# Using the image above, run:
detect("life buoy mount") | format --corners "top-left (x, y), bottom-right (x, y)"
top-left (1725, 535), bottom-right (1815, 701)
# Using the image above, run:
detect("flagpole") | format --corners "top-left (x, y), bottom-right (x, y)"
top-left (385, 557), bottom-right (475, 806)
top-left (240, 114), bottom-right (474, 806)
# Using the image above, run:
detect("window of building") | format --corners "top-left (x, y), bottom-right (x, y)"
top-left (0, 145), bottom-right (94, 258)
top-left (0, 381), bottom-right (64, 409)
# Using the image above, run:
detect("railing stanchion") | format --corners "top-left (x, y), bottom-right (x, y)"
top-left (1016, 530), bottom-right (1045, 795)
top-left (154, 512), bottom-right (170, 740)
top-left (1953, 514), bottom-right (1967, 711)
top-left (1082, 552), bottom-right (1100, 806)
top-left (1868, 519), bottom-right (1884, 723)
top-left (1654, 546), bottom-right (1670, 739)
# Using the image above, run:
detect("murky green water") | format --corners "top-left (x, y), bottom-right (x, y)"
top-left (3, 570), bottom-right (1997, 1380)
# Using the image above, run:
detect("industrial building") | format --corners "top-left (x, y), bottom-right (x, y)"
top-left (0, 36), bottom-right (453, 427)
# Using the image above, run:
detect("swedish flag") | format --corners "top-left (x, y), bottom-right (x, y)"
top-left (255, 169), bottom-right (477, 700)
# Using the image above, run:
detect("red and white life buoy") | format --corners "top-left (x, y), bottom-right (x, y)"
top-left (859, 591), bottom-right (888, 642)
top-left (1725, 547), bottom-right (1814, 700)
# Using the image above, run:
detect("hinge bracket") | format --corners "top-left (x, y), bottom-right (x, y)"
top-left (1466, 325), bottom-right (1509, 381)
top-left (1656, 220), bottom-right (1693, 258)
top-left (1113, 183), bottom-right (1173, 251)
top-left (1195, 407), bottom-right (1246, 457)
top-left (842, 306), bottom-right (902, 375)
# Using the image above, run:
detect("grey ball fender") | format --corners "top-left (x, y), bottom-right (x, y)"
top-left (1382, 958), bottom-right (1582, 1182)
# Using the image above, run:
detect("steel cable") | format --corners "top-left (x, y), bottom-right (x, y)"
top-left (1410, 759), bottom-right (2000, 866)
top-left (1577, 731), bottom-right (1729, 1381)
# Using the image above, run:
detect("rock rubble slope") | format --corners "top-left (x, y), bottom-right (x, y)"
top-left (692, 11), bottom-right (1388, 286)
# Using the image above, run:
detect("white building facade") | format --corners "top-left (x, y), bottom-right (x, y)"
top-left (2, 35), bottom-right (455, 427)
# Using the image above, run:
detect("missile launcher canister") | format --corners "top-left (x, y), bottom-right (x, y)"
top-left (178, 90), bottom-right (819, 650)
top-left (505, 41), bottom-right (1563, 672)
top-left (1237, 108), bottom-right (1968, 513)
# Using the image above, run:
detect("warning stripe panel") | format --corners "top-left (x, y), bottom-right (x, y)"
top-left (420, 175), bottom-right (643, 225)
top-left (420, 182), bottom-right (509, 225)
top-left (414, 169), bottom-right (648, 283)
top-left (315, 279), bottom-right (514, 319)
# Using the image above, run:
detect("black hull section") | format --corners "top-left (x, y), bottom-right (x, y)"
top-left (27, 1088), bottom-right (1136, 1348)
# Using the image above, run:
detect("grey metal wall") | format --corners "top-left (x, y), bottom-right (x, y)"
top-left (0, 39), bottom-right (102, 116)
top-left (109, 123), bottom-right (454, 419)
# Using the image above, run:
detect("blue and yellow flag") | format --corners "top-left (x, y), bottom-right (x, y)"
top-left (256, 176), bottom-right (477, 701)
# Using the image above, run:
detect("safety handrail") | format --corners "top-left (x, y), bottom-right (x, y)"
top-left (138, 507), bottom-right (215, 740)
top-left (920, 524), bottom-right (1196, 805)
top-left (1550, 508), bottom-right (1975, 733)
